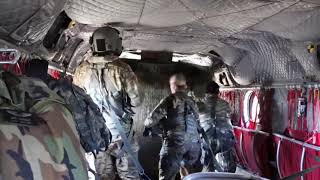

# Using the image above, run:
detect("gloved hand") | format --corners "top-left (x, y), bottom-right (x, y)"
top-left (143, 127), bottom-right (152, 137)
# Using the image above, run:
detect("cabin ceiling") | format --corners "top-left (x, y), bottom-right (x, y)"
top-left (0, 0), bottom-right (320, 85)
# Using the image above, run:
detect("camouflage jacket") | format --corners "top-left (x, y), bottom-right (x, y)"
top-left (198, 94), bottom-right (233, 133)
top-left (145, 91), bottom-right (200, 144)
top-left (73, 57), bottom-right (141, 142)
top-left (0, 72), bottom-right (88, 180)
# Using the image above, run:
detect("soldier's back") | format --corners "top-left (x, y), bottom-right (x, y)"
top-left (162, 92), bottom-right (199, 141)
top-left (0, 72), bottom-right (87, 180)
top-left (215, 97), bottom-right (232, 129)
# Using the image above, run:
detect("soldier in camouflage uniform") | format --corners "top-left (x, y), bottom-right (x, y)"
top-left (198, 81), bottom-right (236, 172)
top-left (143, 73), bottom-right (201, 180)
top-left (0, 71), bottom-right (88, 180)
top-left (73, 27), bottom-right (142, 180)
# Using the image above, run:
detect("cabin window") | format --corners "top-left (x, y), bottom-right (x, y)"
top-left (243, 90), bottom-right (260, 128)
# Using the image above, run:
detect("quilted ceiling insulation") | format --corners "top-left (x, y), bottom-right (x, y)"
top-left (0, 0), bottom-right (65, 46)
top-left (1, 0), bottom-right (320, 85)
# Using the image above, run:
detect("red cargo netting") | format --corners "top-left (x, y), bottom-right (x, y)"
top-left (233, 126), bottom-right (274, 178)
top-left (231, 89), bottom-right (274, 177)
top-left (219, 91), bottom-right (239, 126)
top-left (286, 88), bottom-right (320, 145)
top-left (273, 133), bottom-right (320, 180)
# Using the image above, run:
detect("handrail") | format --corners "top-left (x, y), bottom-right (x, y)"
top-left (220, 82), bottom-right (320, 91)
top-left (233, 126), bottom-right (270, 136)
top-left (276, 138), bottom-right (283, 178)
top-left (273, 133), bottom-right (320, 151)
top-left (300, 147), bottom-right (306, 180)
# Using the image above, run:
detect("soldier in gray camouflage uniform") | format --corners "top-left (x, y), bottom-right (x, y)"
top-left (73, 27), bottom-right (142, 180)
top-left (144, 73), bottom-right (201, 180)
top-left (198, 81), bottom-right (236, 172)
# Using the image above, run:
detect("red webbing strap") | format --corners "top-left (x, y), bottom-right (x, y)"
top-left (303, 89), bottom-right (311, 132)
top-left (313, 89), bottom-right (318, 133)
top-left (233, 127), bottom-right (248, 167)
top-left (293, 89), bottom-right (298, 130)
top-left (233, 91), bottom-right (239, 125)
top-left (242, 130), bottom-right (259, 173)
top-left (258, 89), bottom-right (273, 132)
top-left (254, 132), bottom-right (275, 178)
top-left (288, 89), bottom-right (296, 129)
top-left (296, 89), bottom-right (306, 131)
top-left (306, 88), bottom-right (314, 133)
top-left (313, 89), bottom-right (320, 145)
top-left (240, 91), bottom-right (245, 127)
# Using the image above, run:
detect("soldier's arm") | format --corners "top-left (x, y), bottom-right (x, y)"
top-left (225, 103), bottom-right (232, 126)
top-left (144, 98), bottom-right (167, 128)
top-left (123, 64), bottom-right (142, 107)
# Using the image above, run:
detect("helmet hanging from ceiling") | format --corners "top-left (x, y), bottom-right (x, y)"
top-left (90, 27), bottom-right (122, 56)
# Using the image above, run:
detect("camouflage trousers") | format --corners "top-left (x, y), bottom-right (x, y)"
top-left (202, 128), bottom-right (236, 173)
top-left (95, 141), bottom-right (140, 180)
top-left (159, 139), bottom-right (201, 180)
